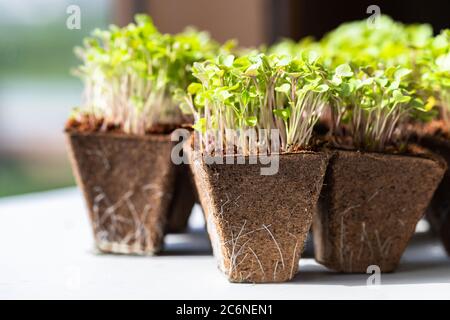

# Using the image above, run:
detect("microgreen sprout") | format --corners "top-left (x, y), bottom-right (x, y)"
top-left (330, 63), bottom-right (429, 151)
top-left (319, 15), bottom-right (433, 69)
top-left (73, 14), bottom-right (223, 135)
top-left (181, 52), bottom-right (331, 154)
top-left (420, 30), bottom-right (450, 125)
top-left (269, 15), bottom-right (446, 151)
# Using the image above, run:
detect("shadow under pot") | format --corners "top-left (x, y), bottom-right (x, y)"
top-left (420, 136), bottom-right (450, 255)
top-left (187, 146), bottom-right (329, 283)
top-left (66, 130), bottom-right (177, 255)
top-left (313, 149), bottom-right (446, 273)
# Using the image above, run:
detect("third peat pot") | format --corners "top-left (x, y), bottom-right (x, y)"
top-left (313, 149), bottom-right (446, 273)
top-left (420, 131), bottom-right (450, 255)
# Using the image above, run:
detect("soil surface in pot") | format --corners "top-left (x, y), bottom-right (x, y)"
top-left (188, 148), bottom-right (329, 283)
top-left (66, 130), bottom-right (176, 255)
top-left (314, 148), bottom-right (446, 273)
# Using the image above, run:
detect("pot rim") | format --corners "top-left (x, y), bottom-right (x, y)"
top-left (325, 145), bottom-right (447, 170)
top-left (65, 129), bottom-right (173, 142)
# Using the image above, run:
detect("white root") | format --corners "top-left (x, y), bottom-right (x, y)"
top-left (361, 222), bottom-right (374, 259)
top-left (228, 220), bottom-right (248, 275)
top-left (219, 193), bottom-right (230, 217)
top-left (89, 183), bottom-right (166, 254)
top-left (248, 246), bottom-right (265, 280)
top-left (367, 190), bottom-right (380, 203)
top-left (273, 260), bottom-right (280, 281)
top-left (263, 224), bottom-right (285, 270)
top-left (223, 225), bottom-right (269, 245)
top-left (289, 233), bottom-right (299, 279)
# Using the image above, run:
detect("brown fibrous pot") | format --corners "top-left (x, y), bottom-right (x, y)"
top-left (66, 130), bottom-right (176, 255)
top-left (420, 136), bottom-right (450, 255)
top-left (187, 146), bottom-right (329, 283)
top-left (313, 148), bottom-right (446, 273)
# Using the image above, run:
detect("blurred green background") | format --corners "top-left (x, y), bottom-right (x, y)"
top-left (0, 0), bottom-right (110, 197)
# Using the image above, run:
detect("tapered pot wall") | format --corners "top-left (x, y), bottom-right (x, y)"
top-left (313, 150), bottom-right (446, 273)
top-left (66, 131), bottom-right (176, 255)
top-left (421, 136), bottom-right (450, 255)
top-left (188, 149), bottom-right (329, 283)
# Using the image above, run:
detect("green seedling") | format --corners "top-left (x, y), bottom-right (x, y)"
top-left (181, 52), bottom-right (331, 154)
top-left (72, 14), bottom-right (225, 135)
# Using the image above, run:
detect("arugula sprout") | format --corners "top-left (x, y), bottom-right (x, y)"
top-left (330, 63), bottom-right (429, 151)
top-left (318, 15), bottom-right (432, 70)
top-left (181, 52), bottom-right (331, 154)
top-left (269, 15), bottom-right (448, 150)
top-left (73, 14), bottom-right (226, 135)
top-left (419, 30), bottom-right (450, 125)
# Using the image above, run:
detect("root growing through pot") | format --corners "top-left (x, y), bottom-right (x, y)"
top-left (90, 183), bottom-right (170, 255)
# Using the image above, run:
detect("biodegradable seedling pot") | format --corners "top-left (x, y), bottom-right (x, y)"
top-left (66, 130), bottom-right (176, 255)
top-left (165, 163), bottom-right (197, 233)
top-left (187, 147), bottom-right (329, 283)
top-left (420, 136), bottom-right (450, 255)
top-left (313, 149), bottom-right (446, 273)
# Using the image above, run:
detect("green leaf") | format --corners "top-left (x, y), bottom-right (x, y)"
top-left (244, 64), bottom-right (259, 77)
top-left (313, 84), bottom-right (329, 93)
top-left (187, 82), bottom-right (202, 95)
top-left (275, 83), bottom-right (291, 94)
top-left (335, 64), bottom-right (353, 78)
top-left (308, 50), bottom-right (320, 64)
top-left (424, 96), bottom-right (436, 111)
top-left (244, 116), bottom-right (257, 127)
top-left (394, 68), bottom-right (412, 80)
top-left (222, 54), bottom-right (235, 67)
top-left (192, 118), bottom-right (207, 133)
top-left (241, 90), bottom-right (250, 106)
top-left (273, 108), bottom-right (291, 121)
top-left (392, 90), bottom-right (411, 103)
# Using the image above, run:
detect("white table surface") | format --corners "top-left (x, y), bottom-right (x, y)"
top-left (1, 188), bottom-right (450, 300)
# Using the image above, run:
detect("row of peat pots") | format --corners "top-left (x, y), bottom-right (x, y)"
top-left (66, 129), bottom-right (450, 283)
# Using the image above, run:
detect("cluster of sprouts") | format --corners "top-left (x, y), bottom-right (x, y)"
top-left (71, 14), bottom-right (448, 152)
top-left (419, 30), bottom-right (450, 125)
top-left (73, 15), bottom-right (222, 135)
top-left (329, 64), bottom-right (427, 151)
top-left (180, 53), bottom-right (331, 154)
top-left (268, 15), bottom-right (450, 152)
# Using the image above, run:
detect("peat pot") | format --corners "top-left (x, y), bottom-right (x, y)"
top-left (187, 146), bottom-right (329, 283)
top-left (66, 130), bottom-right (195, 255)
top-left (313, 149), bottom-right (446, 273)
top-left (420, 136), bottom-right (450, 255)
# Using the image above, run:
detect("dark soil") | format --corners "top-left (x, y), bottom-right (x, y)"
top-left (187, 146), bottom-right (329, 283)
top-left (313, 148), bottom-right (446, 273)
top-left (65, 114), bottom-right (188, 135)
